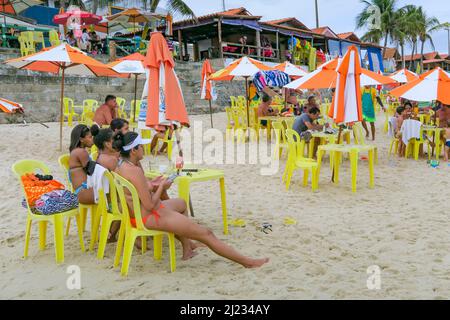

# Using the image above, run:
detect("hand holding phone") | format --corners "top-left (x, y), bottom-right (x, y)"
top-left (167, 173), bottom-right (178, 183)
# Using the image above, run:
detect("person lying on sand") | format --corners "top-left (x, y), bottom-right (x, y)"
top-left (114, 131), bottom-right (269, 267)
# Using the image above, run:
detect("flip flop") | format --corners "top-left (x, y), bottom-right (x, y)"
top-left (284, 217), bottom-right (297, 225)
top-left (230, 219), bottom-right (246, 227)
top-left (360, 156), bottom-right (368, 161)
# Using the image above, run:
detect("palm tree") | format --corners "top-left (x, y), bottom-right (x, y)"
top-left (356, 0), bottom-right (398, 57)
top-left (149, 0), bottom-right (196, 20)
top-left (391, 5), bottom-right (419, 69)
top-left (416, 7), bottom-right (442, 71)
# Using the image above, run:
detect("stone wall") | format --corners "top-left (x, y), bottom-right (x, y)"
top-left (0, 49), bottom-right (246, 124)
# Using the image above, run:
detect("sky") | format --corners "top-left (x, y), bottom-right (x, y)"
top-left (165, 0), bottom-right (450, 55)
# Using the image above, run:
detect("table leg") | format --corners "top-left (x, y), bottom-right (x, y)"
top-left (309, 139), bottom-right (315, 158)
top-left (219, 177), bottom-right (229, 235)
top-left (368, 149), bottom-right (375, 188)
top-left (267, 121), bottom-right (272, 141)
top-left (178, 180), bottom-right (191, 216)
top-left (435, 131), bottom-right (441, 160)
top-left (333, 151), bottom-right (340, 184)
top-left (350, 149), bottom-right (358, 193)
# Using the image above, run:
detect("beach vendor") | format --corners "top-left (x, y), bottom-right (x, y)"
top-left (114, 131), bottom-right (269, 266)
top-left (361, 85), bottom-right (385, 141)
top-left (94, 95), bottom-right (118, 127)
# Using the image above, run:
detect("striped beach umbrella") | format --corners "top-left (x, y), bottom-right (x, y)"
top-left (273, 61), bottom-right (308, 78)
top-left (389, 68), bottom-right (418, 83)
top-left (4, 44), bottom-right (119, 150)
top-left (0, 97), bottom-right (24, 113)
top-left (200, 59), bottom-right (216, 128)
top-left (144, 32), bottom-right (189, 128)
top-left (284, 58), bottom-right (396, 90)
top-left (328, 46), bottom-right (363, 125)
top-left (390, 67), bottom-right (450, 104)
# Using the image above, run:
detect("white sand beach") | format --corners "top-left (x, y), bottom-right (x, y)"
top-left (0, 113), bottom-right (449, 299)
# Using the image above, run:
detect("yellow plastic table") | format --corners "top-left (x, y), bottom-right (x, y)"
top-left (317, 144), bottom-right (375, 193)
top-left (309, 130), bottom-right (351, 158)
top-left (145, 168), bottom-right (228, 235)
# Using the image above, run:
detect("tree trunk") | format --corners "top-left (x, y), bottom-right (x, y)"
top-left (419, 39), bottom-right (425, 72)
top-left (410, 41), bottom-right (416, 70)
top-left (382, 34), bottom-right (389, 59)
top-left (401, 44), bottom-right (405, 69)
top-left (91, 0), bottom-right (98, 14)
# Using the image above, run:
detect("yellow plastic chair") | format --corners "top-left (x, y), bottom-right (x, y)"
top-left (18, 33), bottom-right (36, 56)
top-left (352, 122), bottom-right (378, 164)
top-left (96, 171), bottom-right (124, 260)
top-left (230, 96), bottom-right (238, 108)
top-left (116, 97), bottom-right (127, 119)
top-left (225, 107), bottom-right (233, 138)
top-left (130, 100), bottom-right (142, 123)
top-left (81, 99), bottom-right (99, 123)
top-left (283, 129), bottom-right (319, 191)
top-left (12, 160), bottom-right (85, 264)
top-left (405, 129), bottom-right (431, 161)
top-left (229, 107), bottom-right (247, 143)
top-left (152, 127), bottom-right (176, 160)
top-left (49, 30), bottom-right (61, 46)
top-left (387, 120), bottom-right (400, 158)
top-left (272, 121), bottom-right (288, 159)
top-left (58, 154), bottom-right (99, 245)
top-left (33, 31), bottom-right (45, 50)
top-left (113, 172), bottom-right (176, 275)
top-left (282, 118), bottom-right (294, 129)
top-left (141, 129), bottom-right (152, 155)
top-left (63, 97), bottom-right (79, 127)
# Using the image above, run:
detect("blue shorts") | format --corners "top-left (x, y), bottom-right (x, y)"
top-left (446, 140), bottom-right (450, 148)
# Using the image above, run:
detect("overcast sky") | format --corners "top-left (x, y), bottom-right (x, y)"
top-left (166, 0), bottom-right (449, 55)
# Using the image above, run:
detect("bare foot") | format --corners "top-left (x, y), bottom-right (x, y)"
top-left (107, 232), bottom-right (118, 244)
top-left (182, 248), bottom-right (198, 260)
top-left (243, 257), bottom-right (270, 268)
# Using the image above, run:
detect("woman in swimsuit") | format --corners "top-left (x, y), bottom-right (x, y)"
top-left (68, 124), bottom-right (96, 204)
top-left (92, 126), bottom-right (188, 246)
top-left (114, 132), bottom-right (269, 267)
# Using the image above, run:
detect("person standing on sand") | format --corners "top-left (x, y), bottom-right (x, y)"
top-left (361, 85), bottom-right (385, 141)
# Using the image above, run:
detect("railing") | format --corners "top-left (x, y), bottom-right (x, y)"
top-left (220, 42), bottom-right (280, 62)
top-left (1, 23), bottom-right (52, 48)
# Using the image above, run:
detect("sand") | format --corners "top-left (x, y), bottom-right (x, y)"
top-left (0, 112), bottom-right (449, 300)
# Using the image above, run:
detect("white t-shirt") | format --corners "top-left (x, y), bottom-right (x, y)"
top-left (81, 32), bottom-right (90, 44)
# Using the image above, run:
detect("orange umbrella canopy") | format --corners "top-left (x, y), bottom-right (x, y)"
top-left (390, 67), bottom-right (450, 104)
top-left (209, 56), bottom-right (272, 81)
top-left (201, 59), bottom-right (215, 100)
top-left (144, 32), bottom-right (189, 127)
top-left (106, 7), bottom-right (161, 24)
top-left (328, 46), bottom-right (363, 124)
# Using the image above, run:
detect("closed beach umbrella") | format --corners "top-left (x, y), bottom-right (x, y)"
top-left (0, 97), bottom-right (24, 113)
top-left (284, 58), bottom-right (396, 90)
top-left (209, 56), bottom-right (272, 127)
top-left (389, 68), bottom-right (418, 83)
top-left (4, 44), bottom-right (119, 150)
top-left (328, 46), bottom-right (363, 125)
top-left (200, 59), bottom-right (216, 128)
top-left (108, 52), bottom-right (146, 122)
top-left (390, 67), bottom-right (450, 104)
top-left (273, 61), bottom-right (308, 78)
top-left (144, 32), bottom-right (189, 128)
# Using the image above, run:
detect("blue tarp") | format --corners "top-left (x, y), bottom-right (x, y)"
top-left (367, 47), bottom-right (384, 72)
top-left (222, 19), bottom-right (262, 31)
top-left (21, 5), bottom-right (58, 27)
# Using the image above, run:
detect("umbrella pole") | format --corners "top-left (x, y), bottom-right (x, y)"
top-left (132, 74), bottom-right (138, 126)
top-left (209, 99), bottom-right (213, 128)
top-left (331, 125), bottom-right (343, 183)
top-left (60, 67), bottom-right (66, 151)
top-left (245, 77), bottom-right (250, 140)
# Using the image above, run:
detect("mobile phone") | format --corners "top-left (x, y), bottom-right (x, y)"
top-left (167, 173), bottom-right (178, 182)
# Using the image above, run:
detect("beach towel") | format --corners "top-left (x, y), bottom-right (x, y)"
top-left (21, 174), bottom-right (65, 207)
top-left (388, 117), bottom-right (397, 138)
top-left (400, 119), bottom-right (422, 146)
top-left (86, 164), bottom-right (109, 204)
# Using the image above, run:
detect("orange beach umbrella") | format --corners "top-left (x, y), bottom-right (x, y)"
top-left (4, 44), bottom-right (119, 150)
top-left (200, 59), bottom-right (216, 127)
top-left (144, 32), bottom-right (189, 128)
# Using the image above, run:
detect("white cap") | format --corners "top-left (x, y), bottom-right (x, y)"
top-left (123, 134), bottom-right (151, 151)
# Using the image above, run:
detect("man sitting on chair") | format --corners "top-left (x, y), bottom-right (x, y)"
top-left (94, 95), bottom-right (118, 127)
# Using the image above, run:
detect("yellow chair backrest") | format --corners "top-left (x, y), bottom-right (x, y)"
top-left (113, 172), bottom-right (147, 231)
top-left (285, 129), bottom-right (306, 160)
top-left (352, 122), bottom-right (366, 145)
top-left (225, 107), bottom-right (233, 128)
top-left (230, 96), bottom-right (238, 108)
top-left (83, 99), bottom-right (99, 112)
top-left (272, 121), bottom-right (286, 144)
top-left (131, 100), bottom-right (142, 115)
top-left (63, 97), bottom-right (74, 114)
top-left (116, 97), bottom-right (126, 113)
top-left (283, 118), bottom-right (294, 129)
top-left (58, 154), bottom-right (73, 192)
top-left (98, 171), bottom-right (120, 214)
top-left (49, 30), bottom-right (60, 46)
top-left (33, 31), bottom-right (45, 48)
